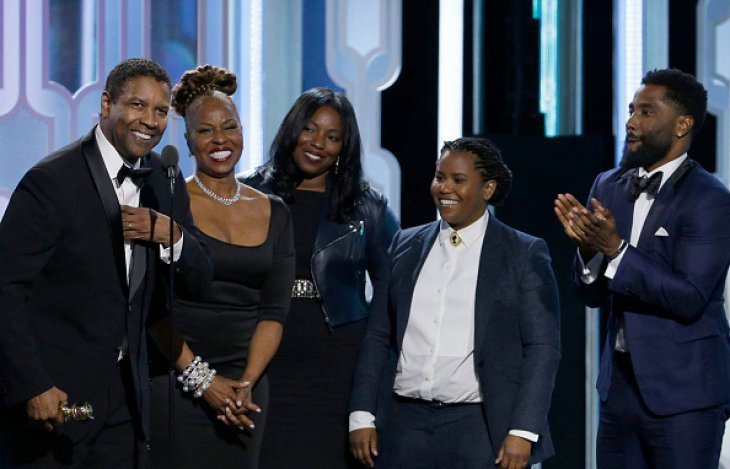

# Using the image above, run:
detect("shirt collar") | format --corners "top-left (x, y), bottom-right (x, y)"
top-left (638, 153), bottom-right (687, 193)
top-left (95, 124), bottom-right (140, 182)
top-left (438, 210), bottom-right (489, 247)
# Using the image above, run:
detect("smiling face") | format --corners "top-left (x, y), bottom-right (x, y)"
top-left (99, 76), bottom-right (171, 162)
top-left (186, 94), bottom-right (243, 178)
top-left (431, 149), bottom-right (496, 231)
top-left (292, 105), bottom-right (343, 188)
top-left (621, 84), bottom-right (688, 171)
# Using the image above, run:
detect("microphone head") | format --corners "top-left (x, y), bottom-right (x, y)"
top-left (160, 145), bottom-right (179, 168)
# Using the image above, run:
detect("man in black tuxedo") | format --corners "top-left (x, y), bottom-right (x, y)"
top-left (0, 58), bottom-right (212, 467)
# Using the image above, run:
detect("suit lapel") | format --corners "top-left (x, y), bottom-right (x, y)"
top-left (613, 170), bottom-right (637, 240)
top-left (638, 158), bottom-right (694, 247)
top-left (314, 218), bottom-right (356, 253)
top-left (132, 156), bottom-right (159, 301)
top-left (473, 217), bottom-right (506, 353)
top-left (396, 223), bottom-right (440, 349)
top-left (128, 242), bottom-right (148, 301)
top-left (81, 130), bottom-right (128, 292)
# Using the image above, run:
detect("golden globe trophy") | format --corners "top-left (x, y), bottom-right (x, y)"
top-left (59, 401), bottom-right (94, 422)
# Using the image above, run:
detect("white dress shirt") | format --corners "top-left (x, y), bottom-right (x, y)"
top-left (579, 155), bottom-right (687, 351)
top-left (394, 213), bottom-right (486, 403)
top-left (95, 125), bottom-right (182, 281)
top-left (350, 211), bottom-right (538, 442)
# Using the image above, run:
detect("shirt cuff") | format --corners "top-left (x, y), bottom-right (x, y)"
top-left (603, 247), bottom-right (627, 280)
top-left (349, 411), bottom-right (376, 432)
top-left (159, 232), bottom-right (184, 264)
top-left (578, 248), bottom-right (604, 284)
top-left (509, 429), bottom-right (539, 443)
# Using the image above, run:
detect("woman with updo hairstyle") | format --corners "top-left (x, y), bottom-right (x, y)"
top-left (240, 88), bottom-right (399, 467)
top-left (148, 64), bottom-right (294, 468)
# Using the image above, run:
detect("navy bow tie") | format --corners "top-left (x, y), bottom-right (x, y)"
top-left (116, 165), bottom-right (153, 187)
top-left (629, 171), bottom-right (663, 202)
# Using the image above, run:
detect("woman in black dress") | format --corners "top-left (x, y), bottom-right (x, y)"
top-left (149, 65), bottom-right (294, 468)
top-left (241, 87), bottom-right (399, 468)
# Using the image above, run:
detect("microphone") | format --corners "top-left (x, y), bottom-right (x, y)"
top-left (161, 145), bottom-right (179, 179)
top-left (160, 144), bottom-right (179, 467)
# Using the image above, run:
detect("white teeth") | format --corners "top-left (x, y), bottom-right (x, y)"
top-left (440, 199), bottom-right (459, 206)
top-left (209, 151), bottom-right (232, 161)
top-left (305, 152), bottom-right (322, 161)
top-left (132, 131), bottom-right (151, 140)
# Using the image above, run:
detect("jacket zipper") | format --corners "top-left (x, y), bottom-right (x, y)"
top-left (310, 221), bottom-right (362, 332)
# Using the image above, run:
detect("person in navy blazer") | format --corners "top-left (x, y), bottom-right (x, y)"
top-left (0, 58), bottom-right (212, 467)
top-left (555, 69), bottom-right (730, 468)
top-left (349, 137), bottom-right (561, 468)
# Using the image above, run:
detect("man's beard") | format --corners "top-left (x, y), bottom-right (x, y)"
top-left (620, 132), bottom-right (672, 169)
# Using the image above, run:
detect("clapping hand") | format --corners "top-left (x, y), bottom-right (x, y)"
top-left (554, 194), bottom-right (622, 259)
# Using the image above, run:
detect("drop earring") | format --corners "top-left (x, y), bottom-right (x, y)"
top-left (334, 156), bottom-right (340, 175)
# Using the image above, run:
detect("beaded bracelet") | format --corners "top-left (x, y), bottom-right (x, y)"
top-left (177, 356), bottom-right (217, 398)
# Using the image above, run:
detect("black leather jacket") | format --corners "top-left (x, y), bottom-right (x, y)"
top-left (240, 169), bottom-right (399, 327)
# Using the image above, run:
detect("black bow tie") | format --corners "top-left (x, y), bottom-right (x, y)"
top-left (629, 171), bottom-right (663, 202)
top-left (116, 165), bottom-right (153, 187)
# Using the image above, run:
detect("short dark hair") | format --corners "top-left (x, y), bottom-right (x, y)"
top-left (641, 68), bottom-right (707, 137)
top-left (104, 58), bottom-right (171, 103)
top-left (440, 137), bottom-right (512, 205)
top-left (262, 87), bottom-right (366, 222)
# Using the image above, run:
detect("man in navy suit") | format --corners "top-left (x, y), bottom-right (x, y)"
top-left (0, 58), bottom-right (212, 467)
top-left (555, 69), bottom-right (730, 468)
top-left (350, 137), bottom-right (560, 468)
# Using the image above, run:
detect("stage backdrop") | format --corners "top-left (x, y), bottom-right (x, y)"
top-left (0, 0), bottom-right (402, 221)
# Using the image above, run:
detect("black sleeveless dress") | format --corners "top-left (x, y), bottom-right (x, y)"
top-left (149, 196), bottom-right (294, 468)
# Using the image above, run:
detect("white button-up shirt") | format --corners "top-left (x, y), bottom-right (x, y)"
top-left (580, 154), bottom-right (687, 351)
top-left (393, 213), bottom-right (486, 403)
top-left (95, 125), bottom-right (182, 281)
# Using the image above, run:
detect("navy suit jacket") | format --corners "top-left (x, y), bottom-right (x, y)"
top-left (0, 129), bottom-right (212, 443)
top-left (350, 215), bottom-right (561, 464)
top-left (576, 159), bottom-right (730, 415)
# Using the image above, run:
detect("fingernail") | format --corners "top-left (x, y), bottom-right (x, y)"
top-left (255, 408), bottom-right (262, 413)
top-left (225, 406), bottom-right (230, 413)
top-left (225, 398), bottom-right (230, 404)
top-left (248, 424), bottom-right (255, 429)
top-left (237, 400), bottom-right (242, 407)
top-left (242, 381), bottom-right (251, 387)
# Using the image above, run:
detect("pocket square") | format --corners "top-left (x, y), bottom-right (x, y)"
top-left (654, 227), bottom-right (669, 237)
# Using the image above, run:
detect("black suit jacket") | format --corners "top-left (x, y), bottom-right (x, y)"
top-left (350, 216), bottom-right (561, 464)
top-left (0, 129), bottom-right (212, 442)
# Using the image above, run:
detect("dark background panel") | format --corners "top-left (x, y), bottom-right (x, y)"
top-left (382, 0), bottom-right (440, 229)
top-left (490, 134), bottom-right (613, 469)
top-left (668, 0), bottom-right (717, 172)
